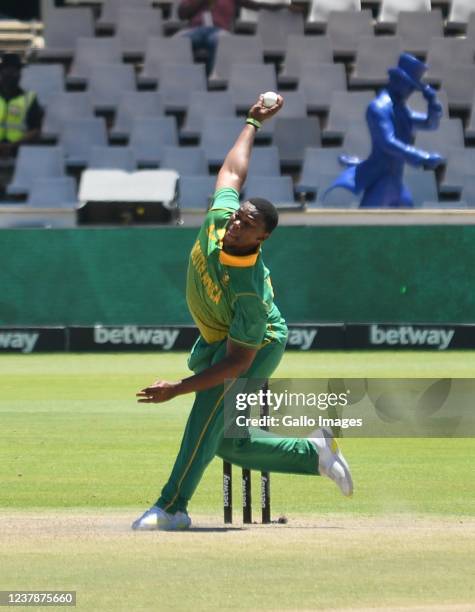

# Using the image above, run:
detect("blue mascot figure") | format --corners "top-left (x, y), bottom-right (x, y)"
top-left (326, 53), bottom-right (445, 208)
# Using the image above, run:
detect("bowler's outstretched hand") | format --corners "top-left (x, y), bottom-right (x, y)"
top-left (137, 380), bottom-right (180, 403)
top-left (248, 94), bottom-right (284, 123)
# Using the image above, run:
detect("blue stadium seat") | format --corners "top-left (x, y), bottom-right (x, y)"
top-left (273, 117), bottom-right (321, 166)
top-left (88, 63), bottom-right (136, 112)
top-left (38, 7), bottom-right (94, 60)
top-left (139, 37), bottom-right (193, 87)
top-left (201, 118), bottom-right (244, 165)
top-left (181, 92), bottom-right (235, 140)
top-left (60, 118), bottom-right (108, 167)
top-left (27, 177), bottom-right (77, 209)
top-left (178, 176), bottom-right (216, 210)
top-left (116, 8), bottom-right (163, 57)
top-left (42, 92), bottom-right (94, 139)
top-left (88, 146), bottom-right (137, 172)
top-left (7, 146), bottom-right (65, 196)
top-left (162, 147), bottom-right (209, 176)
top-left (111, 92), bottom-right (164, 140)
top-left (297, 63), bottom-right (347, 113)
top-left (21, 64), bottom-right (65, 107)
top-left (129, 117), bottom-right (178, 166)
top-left (243, 175), bottom-right (297, 208)
top-left (296, 148), bottom-right (344, 197)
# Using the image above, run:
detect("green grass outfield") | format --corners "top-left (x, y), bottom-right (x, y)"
top-left (1, 352), bottom-right (474, 611)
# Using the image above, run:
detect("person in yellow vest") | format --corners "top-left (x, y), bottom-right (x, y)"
top-left (0, 53), bottom-right (43, 158)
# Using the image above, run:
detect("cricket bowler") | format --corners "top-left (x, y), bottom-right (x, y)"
top-left (133, 94), bottom-right (353, 531)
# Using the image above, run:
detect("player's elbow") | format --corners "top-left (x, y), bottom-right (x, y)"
top-left (227, 352), bottom-right (256, 377)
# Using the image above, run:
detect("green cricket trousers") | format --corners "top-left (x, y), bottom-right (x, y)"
top-left (156, 337), bottom-right (319, 514)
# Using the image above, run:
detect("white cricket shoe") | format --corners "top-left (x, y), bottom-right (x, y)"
top-left (132, 506), bottom-right (191, 531)
top-left (311, 427), bottom-right (353, 497)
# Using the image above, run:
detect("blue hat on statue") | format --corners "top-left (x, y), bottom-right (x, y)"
top-left (388, 53), bottom-right (428, 90)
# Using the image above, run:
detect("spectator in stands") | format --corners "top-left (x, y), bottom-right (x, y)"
top-left (326, 53), bottom-right (444, 208)
top-left (0, 53), bottom-right (43, 158)
top-left (177, 0), bottom-right (287, 74)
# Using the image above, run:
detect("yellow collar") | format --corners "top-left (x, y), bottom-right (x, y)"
top-left (219, 248), bottom-right (259, 267)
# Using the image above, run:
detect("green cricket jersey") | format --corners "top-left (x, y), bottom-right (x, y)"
top-left (186, 187), bottom-right (287, 348)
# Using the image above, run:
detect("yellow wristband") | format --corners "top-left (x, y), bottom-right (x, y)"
top-left (246, 117), bottom-right (262, 130)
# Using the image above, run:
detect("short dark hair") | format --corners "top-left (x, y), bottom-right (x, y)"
top-left (248, 197), bottom-right (279, 233)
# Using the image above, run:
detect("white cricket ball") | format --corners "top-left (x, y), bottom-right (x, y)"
top-left (262, 91), bottom-right (278, 108)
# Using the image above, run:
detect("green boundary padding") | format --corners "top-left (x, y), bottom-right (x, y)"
top-left (2, 225), bottom-right (475, 325)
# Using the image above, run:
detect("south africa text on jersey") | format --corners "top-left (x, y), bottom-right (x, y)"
top-left (190, 240), bottom-right (223, 304)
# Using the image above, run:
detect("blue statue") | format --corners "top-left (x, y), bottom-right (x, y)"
top-left (326, 53), bottom-right (445, 208)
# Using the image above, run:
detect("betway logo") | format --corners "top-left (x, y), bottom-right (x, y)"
top-left (94, 326), bottom-right (179, 349)
top-left (287, 328), bottom-right (317, 350)
top-left (0, 332), bottom-right (39, 353)
top-left (370, 325), bottom-right (454, 350)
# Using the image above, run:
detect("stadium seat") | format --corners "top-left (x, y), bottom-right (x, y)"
top-left (159, 64), bottom-right (207, 113)
top-left (314, 173), bottom-right (359, 208)
top-left (162, 146), bottom-right (209, 176)
top-left (324, 91), bottom-right (374, 140)
top-left (116, 8), bottom-right (163, 57)
top-left (237, 0), bottom-right (291, 30)
top-left (111, 92), bottom-right (164, 140)
top-left (68, 37), bottom-right (122, 86)
top-left (414, 118), bottom-right (465, 160)
top-left (404, 170), bottom-right (438, 207)
top-left (27, 177), bottom-right (78, 208)
top-left (396, 10), bottom-right (444, 56)
top-left (7, 146), bottom-right (65, 196)
top-left (88, 63), bottom-right (136, 112)
top-left (466, 94), bottom-right (475, 138)
top-left (88, 146), bottom-right (137, 171)
top-left (42, 92), bottom-right (94, 139)
top-left (297, 63), bottom-right (347, 113)
top-left (440, 65), bottom-right (475, 112)
top-left (201, 118), bottom-right (244, 165)
top-left (129, 117), bottom-right (178, 166)
top-left (278, 35), bottom-right (333, 86)
top-left (228, 63), bottom-right (277, 111)
top-left (38, 7), bottom-right (94, 59)
top-left (460, 177), bottom-right (475, 207)
top-left (326, 10), bottom-right (373, 57)
top-left (256, 9), bottom-right (304, 57)
top-left (21, 64), bottom-right (65, 107)
top-left (243, 175), bottom-right (297, 208)
top-left (307, 0), bottom-right (361, 29)
top-left (273, 117), bottom-right (321, 166)
top-left (350, 36), bottom-right (402, 87)
top-left (440, 147), bottom-right (475, 194)
top-left (209, 35), bottom-right (264, 88)
top-left (139, 37), bottom-right (193, 86)
top-left (467, 13), bottom-right (475, 42)
top-left (296, 147), bottom-right (344, 197)
top-left (178, 175), bottom-right (216, 210)
top-left (60, 117), bottom-right (108, 167)
top-left (97, 0), bottom-right (153, 30)
top-left (342, 123), bottom-right (371, 159)
top-left (247, 147), bottom-right (281, 177)
top-left (424, 38), bottom-right (475, 85)
top-left (181, 92), bottom-right (235, 140)
top-left (259, 91), bottom-right (308, 140)
top-left (448, 0), bottom-right (475, 28)
top-left (377, 0), bottom-right (431, 27)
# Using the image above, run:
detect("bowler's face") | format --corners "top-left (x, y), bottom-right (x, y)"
top-left (223, 201), bottom-right (268, 253)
